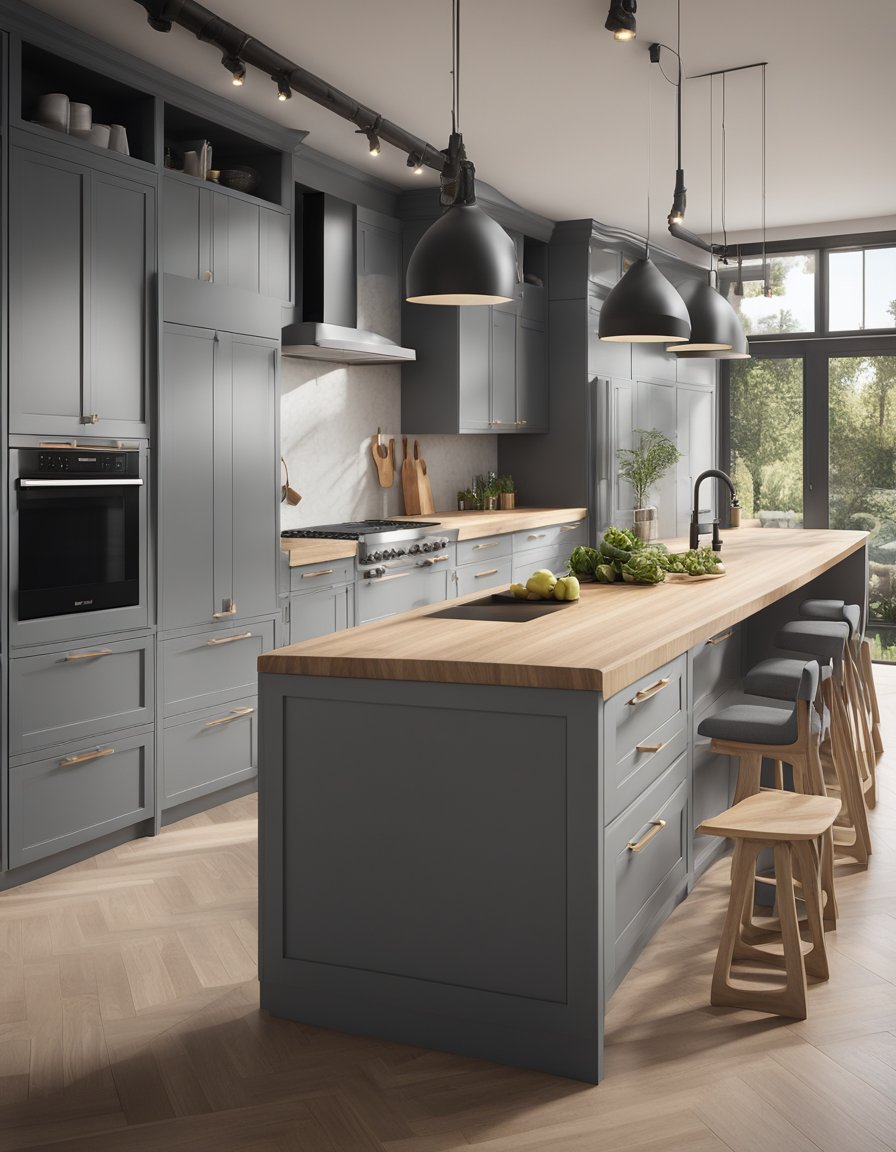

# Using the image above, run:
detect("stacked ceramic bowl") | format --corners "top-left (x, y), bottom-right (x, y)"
top-left (33, 93), bottom-right (129, 154)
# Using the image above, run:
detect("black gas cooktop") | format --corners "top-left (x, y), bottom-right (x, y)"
top-left (281, 519), bottom-right (440, 540)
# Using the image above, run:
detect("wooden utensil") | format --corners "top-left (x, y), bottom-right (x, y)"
top-left (414, 439), bottom-right (435, 515)
top-left (370, 429), bottom-right (394, 487)
top-left (401, 435), bottom-right (421, 514)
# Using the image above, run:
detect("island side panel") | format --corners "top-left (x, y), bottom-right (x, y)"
top-left (258, 673), bottom-right (606, 1083)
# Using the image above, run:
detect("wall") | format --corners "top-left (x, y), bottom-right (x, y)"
top-left (279, 260), bottom-right (497, 527)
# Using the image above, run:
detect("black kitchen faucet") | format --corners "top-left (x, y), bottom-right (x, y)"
top-left (689, 469), bottom-right (738, 551)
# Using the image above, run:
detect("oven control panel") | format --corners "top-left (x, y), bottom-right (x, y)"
top-left (37, 452), bottom-right (128, 474)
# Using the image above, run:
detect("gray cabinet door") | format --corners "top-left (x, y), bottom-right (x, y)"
top-left (213, 194), bottom-right (261, 293)
top-left (458, 307), bottom-right (491, 432)
top-left (490, 309), bottom-right (517, 428)
top-left (161, 176), bottom-right (203, 280)
top-left (162, 696), bottom-right (257, 809)
top-left (230, 334), bottom-right (279, 620)
top-left (9, 146), bottom-right (86, 433)
top-left (289, 583), bottom-right (354, 644)
top-left (676, 383), bottom-right (717, 536)
top-left (610, 378), bottom-right (635, 526)
top-left (159, 324), bottom-right (218, 629)
top-left (89, 171), bottom-right (154, 432)
top-left (260, 206), bottom-right (291, 301)
top-left (517, 319), bottom-right (547, 432)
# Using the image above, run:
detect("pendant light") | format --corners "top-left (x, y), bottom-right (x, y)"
top-left (599, 55), bottom-right (691, 343)
top-left (406, 0), bottom-right (518, 305)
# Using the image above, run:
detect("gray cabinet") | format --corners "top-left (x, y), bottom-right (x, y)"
top-left (8, 140), bottom-right (154, 436)
top-left (510, 520), bottom-right (583, 583)
top-left (357, 565), bottom-right (452, 625)
top-left (161, 695), bottom-right (257, 809)
top-left (162, 175), bottom-right (290, 300)
top-left (159, 323), bottom-right (279, 631)
top-left (453, 534), bottom-right (513, 597)
top-left (160, 619), bottom-right (275, 719)
top-left (287, 559), bottom-right (355, 645)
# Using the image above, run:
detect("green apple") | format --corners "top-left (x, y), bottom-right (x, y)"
top-left (553, 575), bottom-right (580, 601)
top-left (509, 582), bottom-right (529, 599)
top-left (526, 569), bottom-right (558, 599)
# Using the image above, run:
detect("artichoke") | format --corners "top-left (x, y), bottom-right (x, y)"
top-left (603, 525), bottom-right (642, 553)
top-left (594, 563), bottom-right (618, 583)
top-left (567, 545), bottom-right (601, 578)
top-left (621, 553), bottom-right (666, 585)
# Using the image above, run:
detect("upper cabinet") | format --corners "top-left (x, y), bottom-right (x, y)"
top-left (400, 205), bottom-right (550, 434)
top-left (8, 136), bottom-right (155, 437)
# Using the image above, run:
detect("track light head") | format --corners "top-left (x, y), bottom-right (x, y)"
top-left (221, 54), bottom-right (246, 85)
top-left (356, 117), bottom-right (382, 157)
top-left (407, 151), bottom-right (425, 174)
top-left (605, 0), bottom-right (636, 41)
top-left (140, 1), bottom-right (172, 32)
top-left (668, 169), bottom-right (687, 225)
top-left (275, 75), bottom-right (292, 101)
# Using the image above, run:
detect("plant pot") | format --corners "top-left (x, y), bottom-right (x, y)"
top-left (633, 506), bottom-right (658, 543)
top-left (482, 496), bottom-right (498, 511)
top-left (499, 493), bottom-right (516, 510)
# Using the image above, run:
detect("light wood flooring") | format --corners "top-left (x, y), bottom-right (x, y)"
top-left (1, 667), bottom-right (894, 1151)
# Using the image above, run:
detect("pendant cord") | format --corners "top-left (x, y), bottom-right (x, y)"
top-left (761, 63), bottom-right (767, 291)
top-left (451, 0), bottom-right (460, 135)
top-left (676, 0), bottom-right (682, 172)
top-left (709, 74), bottom-right (714, 281)
top-left (646, 63), bottom-right (652, 258)
top-left (721, 72), bottom-right (728, 253)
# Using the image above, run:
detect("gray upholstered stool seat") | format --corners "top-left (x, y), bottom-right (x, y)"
top-left (698, 661), bottom-right (820, 748)
top-left (776, 619), bottom-right (849, 665)
top-left (744, 657), bottom-right (831, 733)
top-left (800, 598), bottom-right (862, 638)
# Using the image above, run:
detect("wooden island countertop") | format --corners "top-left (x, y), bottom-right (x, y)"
top-left (260, 527), bottom-right (867, 697)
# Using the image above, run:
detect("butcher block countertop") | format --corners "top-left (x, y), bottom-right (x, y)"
top-left (279, 507), bottom-right (586, 567)
top-left (261, 528), bottom-right (866, 697)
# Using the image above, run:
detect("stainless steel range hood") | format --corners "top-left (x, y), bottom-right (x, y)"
top-left (281, 192), bottom-right (415, 364)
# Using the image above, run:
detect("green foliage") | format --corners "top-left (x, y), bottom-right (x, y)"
top-left (729, 357), bottom-right (804, 516)
top-left (616, 429), bottom-right (682, 509)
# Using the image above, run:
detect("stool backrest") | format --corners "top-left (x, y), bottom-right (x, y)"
top-left (797, 660), bottom-right (819, 703)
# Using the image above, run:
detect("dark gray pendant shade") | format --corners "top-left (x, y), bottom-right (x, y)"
top-left (670, 279), bottom-right (746, 352)
top-left (598, 257), bottom-right (691, 343)
top-left (406, 203), bottom-right (518, 305)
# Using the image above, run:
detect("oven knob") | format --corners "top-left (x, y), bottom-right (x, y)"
top-left (383, 549), bottom-right (394, 560)
top-left (370, 551), bottom-right (382, 562)
top-left (438, 539), bottom-right (447, 549)
top-left (409, 544), bottom-right (421, 554)
top-left (395, 547), bottom-right (406, 557)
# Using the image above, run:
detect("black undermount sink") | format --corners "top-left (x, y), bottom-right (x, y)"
top-left (428, 594), bottom-right (575, 623)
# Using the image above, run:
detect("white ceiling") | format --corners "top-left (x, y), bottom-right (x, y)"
top-left (24, 0), bottom-right (896, 248)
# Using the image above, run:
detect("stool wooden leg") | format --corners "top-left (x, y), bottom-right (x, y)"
top-left (845, 651), bottom-right (876, 808)
top-left (860, 638), bottom-right (884, 757)
top-left (828, 679), bottom-right (872, 864)
top-left (792, 839), bottom-right (830, 980)
top-left (819, 827), bottom-right (838, 931)
top-left (732, 751), bottom-right (763, 804)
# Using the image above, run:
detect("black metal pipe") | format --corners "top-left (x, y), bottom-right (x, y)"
top-left (133, 0), bottom-right (447, 173)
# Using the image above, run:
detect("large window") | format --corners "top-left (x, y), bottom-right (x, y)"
top-left (720, 253), bottom-right (816, 335)
top-left (828, 246), bottom-right (896, 332)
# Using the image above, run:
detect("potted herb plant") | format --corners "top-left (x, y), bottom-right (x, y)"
top-left (616, 428), bottom-right (682, 543)
top-left (481, 480), bottom-right (500, 511)
top-left (497, 475), bottom-right (516, 510)
top-left (456, 488), bottom-right (478, 511)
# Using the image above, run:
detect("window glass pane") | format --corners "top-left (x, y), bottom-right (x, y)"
top-left (729, 358), bottom-right (803, 526)
top-left (865, 247), bottom-right (896, 330)
top-left (721, 253), bottom-right (815, 335)
top-left (828, 250), bottom-right (863, 331)
top-left (829, 355), bottom-right (896, 662)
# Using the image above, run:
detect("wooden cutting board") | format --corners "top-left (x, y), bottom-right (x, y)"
top-left (414, 440), bottom-right (435, 515)
top-left (401, 436), bottom-right (421, 515)
top-left (370, 434), bottom-right (394, 487)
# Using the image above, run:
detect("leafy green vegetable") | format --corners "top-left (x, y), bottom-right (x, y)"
top-left (659, 547), bottom-right (725, 576)
top-left (567, 545), bottom-right (601, 578)
top-left (603, 525), bottom-right (642, 553)
top-left (621, 553), bottom-right (666, 585)
top-left (599, 538), bottom-right (633, 564)
top-left (594, 563), bottom-right (618, 583)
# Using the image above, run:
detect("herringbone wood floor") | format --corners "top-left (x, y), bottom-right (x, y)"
top-left (1, 669), bottom-right (894, 1152)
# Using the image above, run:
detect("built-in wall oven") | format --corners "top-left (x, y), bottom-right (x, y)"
top-left (9, 444), bottom-right (150, 646)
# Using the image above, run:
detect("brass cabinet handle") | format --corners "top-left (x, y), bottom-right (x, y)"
top-left (636, 742), bottom-right (666, 754)
top-left (473, 541), bottom-right (499, 550)
top-left (422, 555), bottom-right (448, 564)
top-left (560, 524), bottom-right (578, 531)
top-left (205, 706), bottom-right (255, 729)
top-left (65, 648), bottom-right (114, 662)
top-left (212, 602), bottom-right (237, 619)
top-left (628, 677), bottom-right (670, 706)
top-left (474, 568), bottom-right (500, 578)
top-left (59, 746), bottom-right (115, 768)
top-left (366, 571), bottom-right (410, 583)
top-left (627, 819), bottom-right (667, 853)
top-left (527, 532), bottom-right (546, 540)
top-left (706, 630), bottom-right (734, 646)
top-left (206, 632), bottom-right (254, 646)
top-left (79, 413), bottom-right (100, 425)
top-left (301, 568), bottom-right (335, 579)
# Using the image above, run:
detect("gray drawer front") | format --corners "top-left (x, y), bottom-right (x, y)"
top-left (693, 625), bottom-right (741, 714)
top-left (605, 753), bottom-right (689, 993)
top-left (161, 619), bottom-right (274, 717)
top-left (357, 566), bottom-right (451, 624)
top-left (512, 522), bottom-right (583, 553)
top-left (510, 545), bottom-right (572, 584)
top-left (605, 711), bottom-right (688, 824)
top-left (456, 534), bottom-right (512, 566)
top-left (455, 557), bottom-right (513, 598)
top-left (9, 636), bottom-right (154, 757)
top-left (162, 695), bottom-right (257, 809)
top-left (8, 730), bottom-right (154, 868)
top-left (606, 656), bottom-right (687, 780)
top-left (289, 583), bottom-right (354, 645)
top-left (289, 558), bottom-right (355, 592)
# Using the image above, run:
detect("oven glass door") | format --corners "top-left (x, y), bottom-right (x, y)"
top-left (16, 479), bottom-right (141, 620)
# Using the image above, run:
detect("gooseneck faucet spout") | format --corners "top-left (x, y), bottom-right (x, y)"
top-left (690, 469), bottom-right (737, 551)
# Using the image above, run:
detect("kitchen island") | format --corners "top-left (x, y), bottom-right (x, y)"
top-left (258, 528), bottom-right (867, 1082)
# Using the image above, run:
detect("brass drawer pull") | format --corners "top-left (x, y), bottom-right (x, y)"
top-left (636, 742), bottom-right (666, 754)
top-left (212, 602), bottom-right (237, 619)
top-left (628, 677), bottom-right (670, 705)
top-left (65, 648), bottom-right (114, 662)
top-left (302, 568), bottom-right (335, 579)
top-left (527, 532), bottom-right (546, 540)
top-left (205, 706), bottom-right (255, 729)
top-left (707, 631), bottom-right (734, 646)
top-left (474, 568), bottom-right (500, 578)
top-left (473, 541), bottom-right (499, 550)
top-left (366, 571), bottom-right (411, 583)
top-left (627, 819), bottom-right (667, 853)
top-left (560, 524), bottom-right (578, 531)
top-left (59, 746), bottom-right (115, 768)
top-left (206, 632), bottom-right (254, 646)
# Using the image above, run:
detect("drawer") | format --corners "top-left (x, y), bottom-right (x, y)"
top-left (161, 695), bottom-right (257, 809)
top-left (8, 635), bottom-right (154, 758)
top-left (357, 565), bottom-right (451, 625)
top-left (692, 625), bottom-right (741, 714)
top-left (512, 521), bottom-right (584, 554)
top-left (161, 618), bottom-right (274, 718)
top-left (289, 582), bottom-right (354, 644)
top-left (605, 655), bottom-right (687, 783)
top-left (8, 729), bottom-right (154, 868)
top-left (454, 556), bottom-right (513, 598)
top-left (511, 545), bottom-right (573, 584)
top-left (457, 534), bottom-right (512, 566)
top-left (289, 557), bottom-right (355, 592)
top-left (604, 753), bottom-right (689, 994)
top-left (604, 710), bottom-right (688, 824)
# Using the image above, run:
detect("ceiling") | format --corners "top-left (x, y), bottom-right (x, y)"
top-left (24, 0), bottom-right (896, 249)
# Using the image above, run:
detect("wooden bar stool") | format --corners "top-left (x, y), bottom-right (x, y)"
top-left (698, 791), bottom-right (841, 1020)
top-left (801, 597), bottom-right (883, 761)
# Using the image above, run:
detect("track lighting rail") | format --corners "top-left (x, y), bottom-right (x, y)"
top-left (133, 0), bottom-right (446, 173)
